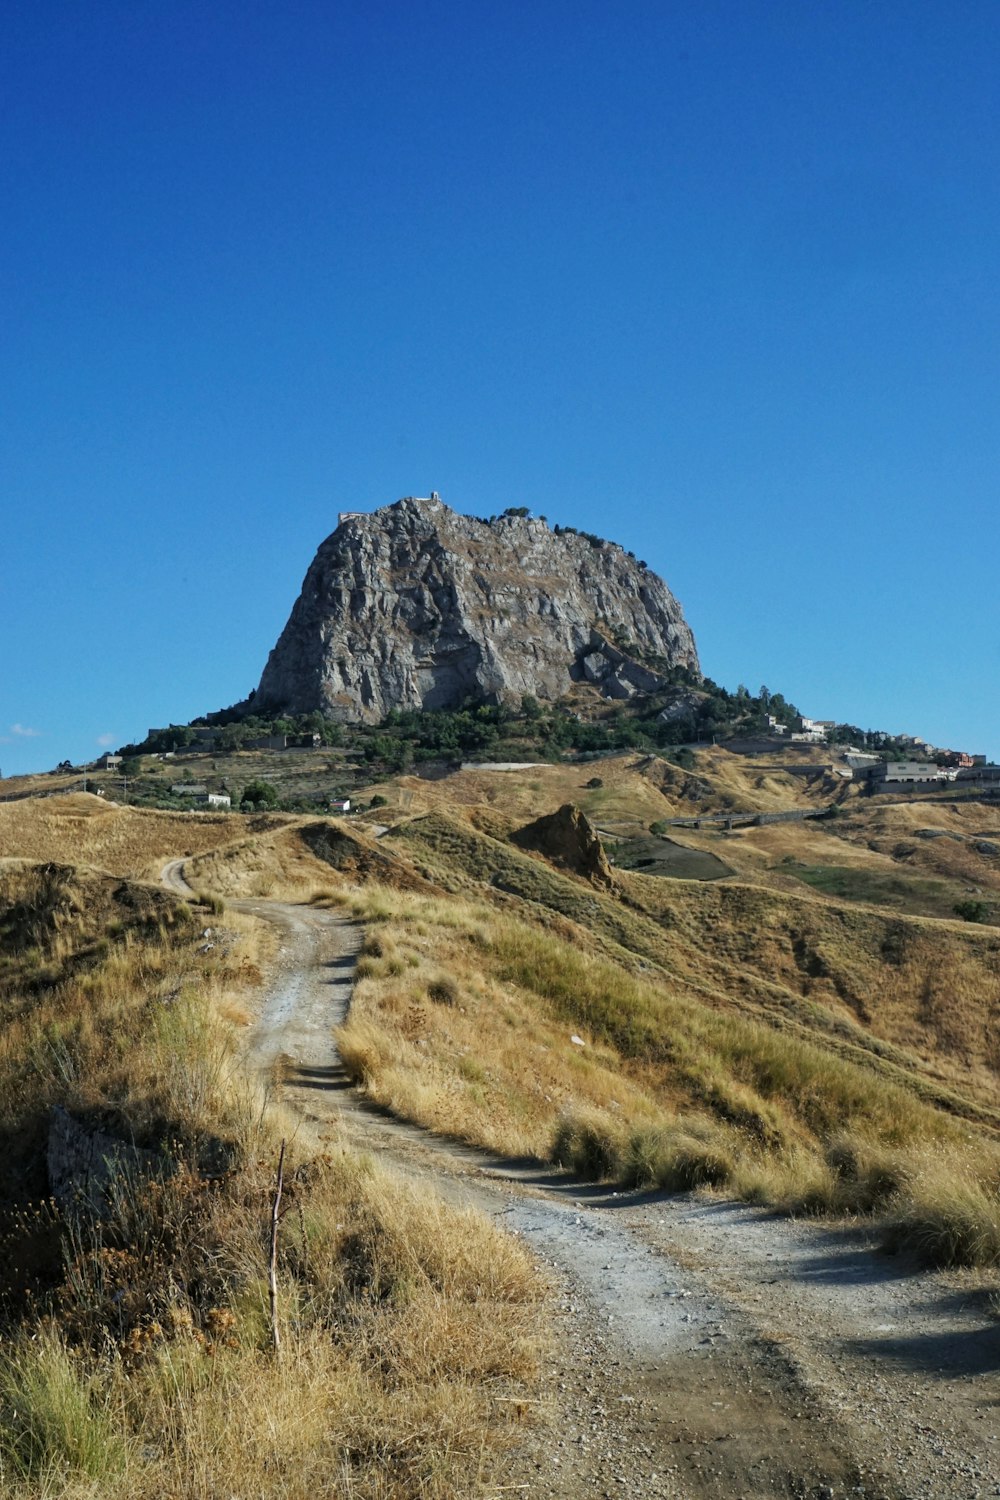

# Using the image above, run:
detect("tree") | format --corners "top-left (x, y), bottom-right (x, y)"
top-left (216, 723), bottom-right (249, 751)
top-left (240, 779), bottom-right (279, 810)
top-left (954, 899), bottom-right (990, 924)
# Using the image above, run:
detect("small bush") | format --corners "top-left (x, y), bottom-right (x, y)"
top-left (551, 1115), bottom-right (624, 1180)
top-left (824, 1133), bottom-right (911, 1213)
top-left (617, 1118), bottom-right (734, 1192)
top-left (427, 975), bottom-right (460, 1006)
top-left (954, 899), bottom-right (990, 923)
top-left (355, 954), bottom-right (385, 980)
top-left (195, 891), bottom-right (226, 916)
top-left (885, 1167), bottom-right (1000, 1267)
top-left (0, 1329), bottom-right (127, 1481)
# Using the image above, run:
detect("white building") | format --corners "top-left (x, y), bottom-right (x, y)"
top-left (873, 761), bottom-right (947, 786)
top-left (793, 717), bottom-right (829, 743)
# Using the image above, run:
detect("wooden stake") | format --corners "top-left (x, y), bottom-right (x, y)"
top-left (269, 1138), bottom-right (286, 1356)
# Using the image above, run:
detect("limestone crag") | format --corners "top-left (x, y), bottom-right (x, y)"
top-left (254, 496), bottom-right (699, 721)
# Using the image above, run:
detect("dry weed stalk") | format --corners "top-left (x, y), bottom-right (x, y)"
top-left (269, 1137), bottom-right (286, 1356)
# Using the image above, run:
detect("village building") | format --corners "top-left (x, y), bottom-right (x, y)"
top-left (872, 761), bottom-right (949, 789)
top-left (244, 732), bottom-right (322, 751)
top-left (169, 784), bottom-right (231, 809)
top-left (790, 716), bottom-right (829, 744)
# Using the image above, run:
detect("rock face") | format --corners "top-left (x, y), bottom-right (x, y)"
top-left (512, 804), bottom-right (615, 887)
top-left (253, 496), bottom-right (699, 721)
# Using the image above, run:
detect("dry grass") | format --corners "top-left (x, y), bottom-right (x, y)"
top-left (181, 818), bottom-right (435, 904)
top-left (337, 886), bottom-right (665, 1159)
top-left (163, 793), bottom-right (1000, 1271)
top-left (0, 794), bottom-right (250, 881)
top-left (332, 874), bottom-right (1000, 1268)
top-left (0, 861), bottom-right (547, 1499)
top-left (384, 809), bottom-right (1000, 1121)
top-left (383, 746), bottom-right (828, 836)
top-left (0, 1152), bottom-right (544, 1499)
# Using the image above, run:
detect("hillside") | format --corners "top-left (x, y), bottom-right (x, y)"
top-left (3, 745), bottom-right (1000, 1497)
top-left (151, 763), bottom-right (1000, 1157)
top-left (0, 848), bottom-right (542, 1499)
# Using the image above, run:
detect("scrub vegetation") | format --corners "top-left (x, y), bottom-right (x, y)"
top-left (0, 862), bottom-right (542, 1499)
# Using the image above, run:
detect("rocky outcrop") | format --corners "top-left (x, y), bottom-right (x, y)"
top-left (47, 1106), bottom-right (161, 1215)
top-left (512, 804), bottom-right (615, 887)
top-left (252, 496), bottom-right (699, 721)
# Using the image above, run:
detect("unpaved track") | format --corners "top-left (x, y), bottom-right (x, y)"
top-left (163, 861), bottom-right (1000, 1499)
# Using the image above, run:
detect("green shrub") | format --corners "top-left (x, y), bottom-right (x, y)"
top-left (240, 780), bottom-right (279, 810)
top-left (0, 1330), bottom-right (127, 1480)
top-left (954, 899), bottom-right (990, 923)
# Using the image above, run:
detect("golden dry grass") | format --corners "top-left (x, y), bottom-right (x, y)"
top-left (322, 805), bottom-right (1000, 1271)
top-left (381, 808), bottom-right (1000, 1117)
top-left (0, 794), bottom-right (251, 881)
top-left (338, 894), bottom-right (665, 1159)
top-left (335, 881), bottom-right (983, 1164)
top-left (0, 860), bottom-right (547, 1499)
top-left (832, 801), bottom-right (1000, 893)
top-left (0, 1152), bottom-right (544, 1500)
top-left (180, 822), bottom-right (340, 899)
top-left (380, 747), bottom-right (832, 834)
top-left (183, 818), bottom-right (437, 903)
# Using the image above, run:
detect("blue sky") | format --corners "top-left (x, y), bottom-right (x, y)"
top-left (2, 1), bottom-right (997, 776)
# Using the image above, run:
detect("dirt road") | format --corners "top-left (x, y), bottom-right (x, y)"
top-left (163, 860), bottom-right (1000, 1499)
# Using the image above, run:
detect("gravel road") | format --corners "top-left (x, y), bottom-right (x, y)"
top-left (162, 860), bottom-right (1000, 1499)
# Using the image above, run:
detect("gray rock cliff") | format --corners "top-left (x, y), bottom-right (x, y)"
top-left (253, 496), bottom-right (699, 721)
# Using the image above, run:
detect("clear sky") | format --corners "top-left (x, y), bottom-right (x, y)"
top-left (2, 1), bottom-right (997, 776)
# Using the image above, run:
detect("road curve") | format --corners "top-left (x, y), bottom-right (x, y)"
top-left (161, 857), bottom-right (1000, 1500)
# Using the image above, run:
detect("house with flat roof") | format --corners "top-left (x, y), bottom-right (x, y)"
top-left (872, 761), bottom-right (948, 788)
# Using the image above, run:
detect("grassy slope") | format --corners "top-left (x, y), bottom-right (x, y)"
top-left (382, 811), bottom-right (1000, 1114)
top-left (0, 792), bottom-right (269, 881)
top-left (297, 795), bottom-right (1000, 1265)
top-left (0, 858), bottom-right (543, 1499)
top-left (165, 760), bottom-right (1000, 1231)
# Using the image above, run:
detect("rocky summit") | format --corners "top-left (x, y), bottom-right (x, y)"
top-left (252, 495), bottom-right (699, 721)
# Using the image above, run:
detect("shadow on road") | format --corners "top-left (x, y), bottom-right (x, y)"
top-left (841, 1326), bottom-right (1000, 1379)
